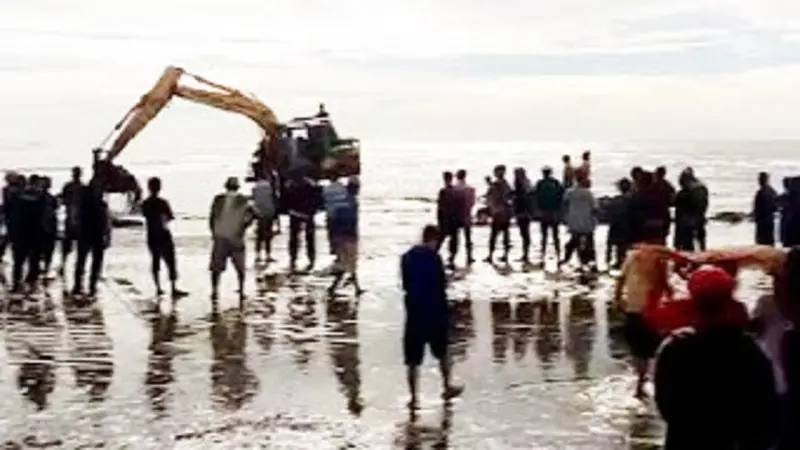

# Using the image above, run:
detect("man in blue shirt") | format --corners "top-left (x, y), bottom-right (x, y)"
top-left (401, 225), bottom-right (464, 408)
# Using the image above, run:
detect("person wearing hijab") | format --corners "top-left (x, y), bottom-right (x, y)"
top-left (654, 265), bottom-right (778, 450)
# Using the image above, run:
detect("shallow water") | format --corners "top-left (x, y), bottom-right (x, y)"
top-left (0, 220), bottom-right (773, 448)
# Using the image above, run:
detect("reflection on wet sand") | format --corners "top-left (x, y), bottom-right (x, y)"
top-left (248, 296), bottom-right (277, 356)
top-left (63, 295), bottom-right (114, 403)
top-left (533, 300), bottom-right (561, 376)
top-left (285, 295), bottom-right (319, 370)
top-left (448, 297), bottom-right (475, 363)
top-left (4, 298), bottom-right (60, 410)
top-left (210, 309), bottom-right (259, 411)
top-left (565, 295), bottom-right (596, 380)
top-left (512, 299), bottom-right (535, 361)
top-left (490, 299), bottom-right (512, 364)
top-left (397, 404), bottom-right (454, 449)
top-left (325, 299), bottom-right (362, 417)
top-left (145, 309), bottom-right (177, 417)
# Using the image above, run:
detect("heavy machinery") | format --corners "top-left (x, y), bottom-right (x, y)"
top-left (92, 66), bottom-right (360, 207)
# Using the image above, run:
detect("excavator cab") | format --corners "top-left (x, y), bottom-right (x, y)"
top-left (283, 117), bottom-right (360, 179)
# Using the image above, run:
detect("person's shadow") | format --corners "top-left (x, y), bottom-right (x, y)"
top-left (399, 403), bottom-right (454, 449)
top-left (325, 298), bottom-right (363, 417)
top-left (145, 309), bottom-right (178, 417)
top-left (448, 297), bottom-right (475, 364)
top-left (209, 309), bottom-right (260, 411)
top-left (285, 294), bottom-right (319, 370)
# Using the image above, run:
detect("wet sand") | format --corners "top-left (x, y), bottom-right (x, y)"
top-left (0, 221), bottom-right (772, 449)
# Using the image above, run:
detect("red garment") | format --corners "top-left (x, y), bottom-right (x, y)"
top-left (645, 297), bottom-right (750, 335)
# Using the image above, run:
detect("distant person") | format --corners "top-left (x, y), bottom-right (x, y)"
top-left (681, 168), bottom-right (709, 250)
top-left (605, 178), bottom-right (632, 270)
top-left (654, 266), bottom-right (778, 449)
top-left (673, 171), bottom-right (704, 251)
top-left (251, 174), bottom-right (277, 263)
top-left (10, 175), bottom-right (46, 294)
top-left (511, 167), bottom-right (535, 263)
top-left (484, 165), bottom-right (512, 263)
top-left (141, 177), bottom-right (187, 299)
top-left (779, 177), bottom-right (792, 247)
top-left (534, 166), bottom-right (564, 263)
top-left (562, 155), bottom-right (575, 189)
top-left (209, 177), bottom-right (254, 301)
top-left (653, 166), bottom-right (676, 242)
top-left (58, 166), bottom-right (84, 277)
top-left (777, 247), bottom-right (800, 450)
top-left (629, 171), bottom-right (664, 245)
top-left (315, 102), bottom-right (329, 119)
top-left (400, 225), bottom-right (464, 409)
top-left (452, 169), bottom-right (476, 265)
top-left (753, 172), bottom-right (778, 246)
top-left (575, 150), bottom-right (591, 181)
top-left (436, 171), bottom-right (459, 268)
top-left (629, 166), bottom-right (644, 192)
top-left (39, 176), bottom-right (58, 280)
top-left (779, 177), bottom-right (800, 248)
top-left (560, 175), bottom-right (597, 271)
top-left (73, 178), bottom-right (111, 298)
top-left (0, 171), bottom-right (23, 264)
top-left (284, 175), bottom-right (321, 272)
top-left (327, 176), bottom-right (363, 297)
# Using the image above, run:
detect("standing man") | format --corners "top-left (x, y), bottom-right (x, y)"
top-left (39, 176), bottom-right (58, 280)
top-left (59, 166), bottom-right (84, 278)
top-left (400, 225), bottom-right (464, 409)
top-left (511, 167), bottom-right (534, 263)
top-left (0, 172), bottom-right (23, 264)
top-left (141, 177), bottom-right (188, 299)
top-left (322, 173), bottom-right (349, 265)
top-left (534, 166), bottom-right (564, 264)
top-left (209, 177), bottom-right (253, 302)
top-left (11, 175), bottom-right (46, 294)
top-left (251, 174), bottom-right (277, 263)
top-left (327, 176), bottom-right (363, 297)
top-left (484, 165), bottom-right (513, 263)
top-left (284, 175), bottom-right (321, 272)
top-left (73, 178), bottom-right (111, 298)
top-left (436, 171), bottom-right (459, 268)
top-left (753, 172), bottom-right (778, 246)
top-left (562, 155), bottom-right (575, 189)
top-left (576, 150), bottom-right (591, 182)
top-left (452, 169), bottom-right (475, 265)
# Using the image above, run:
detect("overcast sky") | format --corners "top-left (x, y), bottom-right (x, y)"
top-left (2, 0), bottom-right (800, 141)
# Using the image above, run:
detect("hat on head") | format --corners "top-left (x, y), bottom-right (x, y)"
top-left (224, 176), bottom-right (240, 190)
top-left (688, 265), bottom-right (736, 305)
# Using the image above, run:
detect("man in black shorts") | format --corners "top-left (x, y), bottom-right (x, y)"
top-left (141, 177), bottom-right (187, 299)
top-left (400, 224), bottom-right (464, 408)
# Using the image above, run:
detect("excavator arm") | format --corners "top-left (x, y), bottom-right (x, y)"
top-left (104, 66), bottom-right (280, 161)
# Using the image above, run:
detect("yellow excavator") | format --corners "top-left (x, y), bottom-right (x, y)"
top-left (91, 66), bottom-right (360, 205)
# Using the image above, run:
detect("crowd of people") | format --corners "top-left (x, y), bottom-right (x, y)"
top-left (434, 150), bottom-right (800, 272)
top-left (0, 167), bottom-right (110, 298)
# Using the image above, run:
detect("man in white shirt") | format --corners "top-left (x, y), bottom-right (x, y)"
top-left (209, 177), bottom-right (254, 303)
top-left (251, 175), bottom-right (276, 263)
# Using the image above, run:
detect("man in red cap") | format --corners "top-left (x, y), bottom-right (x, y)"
top-left (654, 265), bottom-right (779, 449)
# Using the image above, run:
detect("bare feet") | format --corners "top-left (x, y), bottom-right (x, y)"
top-left (442, 385), bottom-right (465, 401)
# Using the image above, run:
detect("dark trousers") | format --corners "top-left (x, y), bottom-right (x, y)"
top-left (460, 224), bottom-right (473, 262)
top-left (61, 227), bottom-right (78, 261)
top-left (696, 219), bottom-right (707, 251)
top-left (255, 216), bottom-right (274, 257)
top-left (11, 235), bottom-right (41, 289)
top-left (564, 232), bottom-right (596, 266)
top-left (148, 238), bottom-right (177, 282)
top-left (755, 218), bottom-right (775, 246)
top-left (539, 214), bottom-right (561, 258)
top-left (289, 215), bottom-right (316, 266)
top-left (41, 233), bottom-right (56, 273)
top-left (74, 239), bottom-right (105, 294)
top-left (606, 226), bottom-right (629, 268)
top-left (516, 216), bottom-right (531, 260)
top-left (673, 223), bottom-right (696, 251)
top-left (488, 220), bottom-right (510, 257)
top-left (436, 222), bottom-right (459, 263)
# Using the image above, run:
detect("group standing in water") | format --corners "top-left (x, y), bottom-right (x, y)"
top-left (0, 167), bottom-right (111, 299)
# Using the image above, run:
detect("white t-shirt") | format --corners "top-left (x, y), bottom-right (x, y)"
top-left (322, 181), bottom-right (349, 218)
top-left (214, 193), bottom-right (250, 243)
top-left (251, 179), bottom-right (275, 219)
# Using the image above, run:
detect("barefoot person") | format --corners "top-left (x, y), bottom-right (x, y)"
top-left (209, 177), bottom-right (254, 302)
top-left (251, 173), bottom-right (277, 263)
top-left (141, 177), bottom-right (187, 299)
top-left (58, 166), bottom-right (84, 277)
top-left (401, 225), bottom-right (464, 408)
